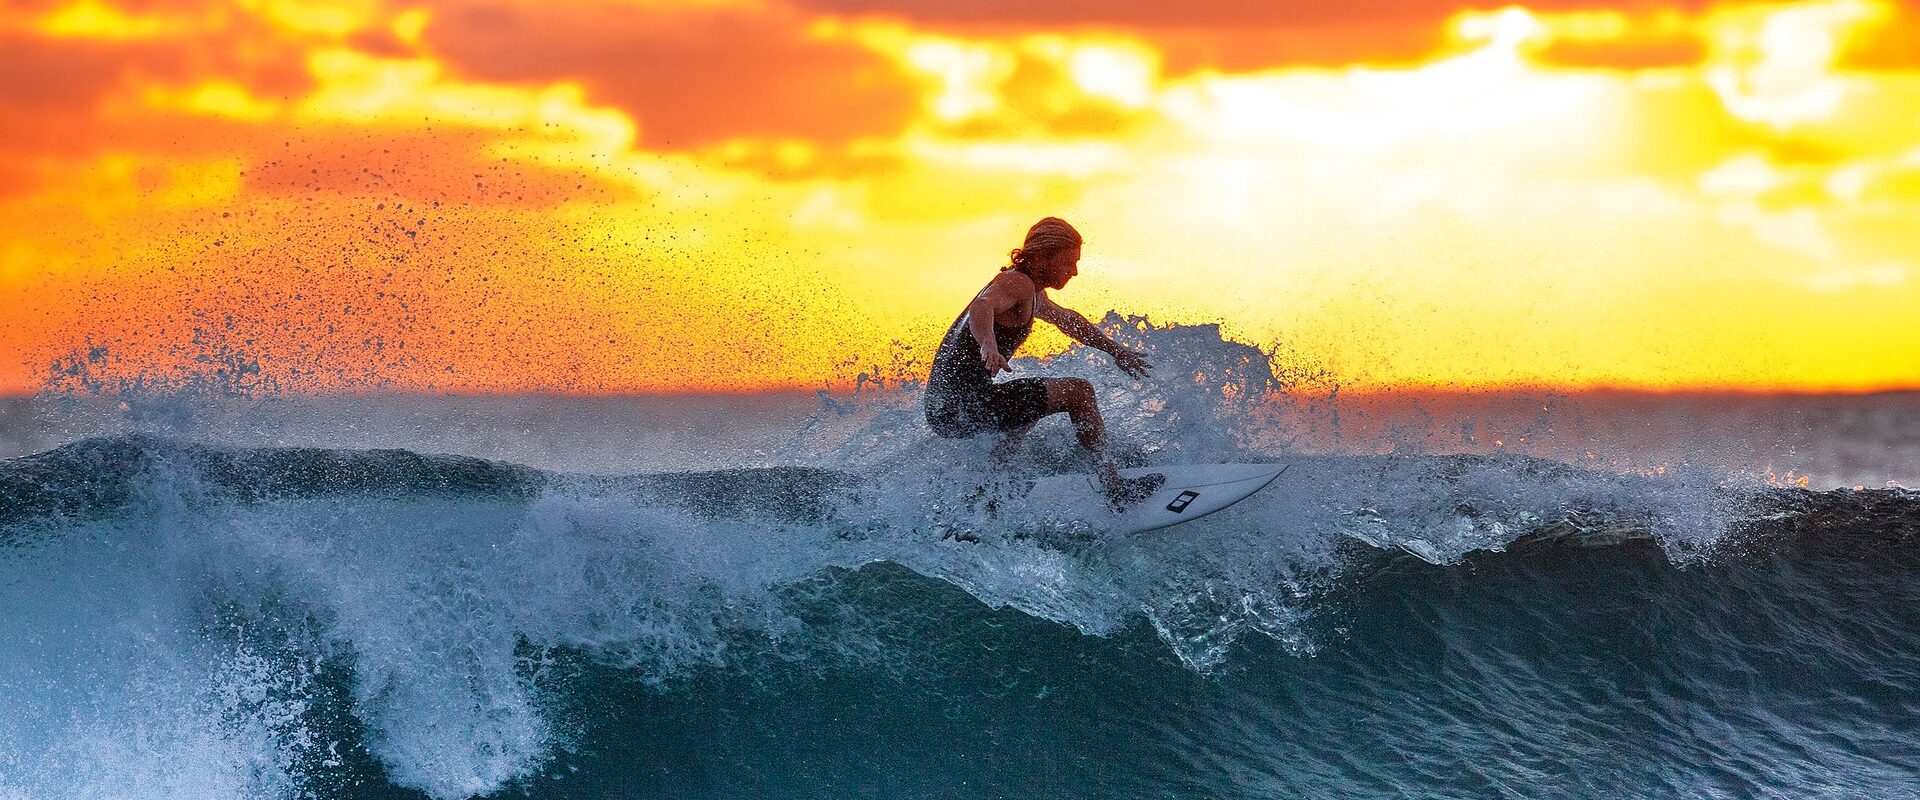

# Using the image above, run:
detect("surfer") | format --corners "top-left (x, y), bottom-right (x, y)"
top-left (924, 217), bottom-right (1165, 506)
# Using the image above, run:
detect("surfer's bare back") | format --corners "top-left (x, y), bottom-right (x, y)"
top-left (923, 217), bottom-right (1164, 505)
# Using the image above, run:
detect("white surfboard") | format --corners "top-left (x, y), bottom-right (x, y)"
top-left (1026, 463), bottom-right (1288, 535)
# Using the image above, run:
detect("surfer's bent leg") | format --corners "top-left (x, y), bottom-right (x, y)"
top-left (1043, 377), bottom-right (1105, 452)
top-left (927, 379), bottom-right (1050, 445)
top-left (1043, 377), bottom-right (1162, 506)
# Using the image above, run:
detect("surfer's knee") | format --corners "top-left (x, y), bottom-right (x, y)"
top-left (1046, 377), bottom-right (1095, 413)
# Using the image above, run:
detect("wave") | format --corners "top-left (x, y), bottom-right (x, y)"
top-left (2, 434), bottom-right (1917, 798)
top-left (6, 310), bottom-right (1917, 799)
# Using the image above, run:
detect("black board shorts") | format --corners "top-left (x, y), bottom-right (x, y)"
top-left (925, 378), bottom-right (1052, 438)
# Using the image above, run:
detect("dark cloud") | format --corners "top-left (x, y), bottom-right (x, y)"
top-left (419, 1), bottom-right (923, 148)
top-left (785, 0), bottom-right (1725, 69)
top-left (783, 0), bottom-right (1714, 30)
top-left (0, 34), bottom-right (159, 190)
top-left (787, 0), bottom-right (1440, 27)
top-left (0, 18), bottom-right (311, 196)
top-left (0, 20), bottom-right (309, 141)
top-left (0, 35), bottom-right (134, 111)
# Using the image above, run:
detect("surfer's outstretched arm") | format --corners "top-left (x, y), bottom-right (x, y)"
top-left (1035, 294), bottom-right (1151, 378)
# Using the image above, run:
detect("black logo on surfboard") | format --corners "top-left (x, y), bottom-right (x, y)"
top-left (1166, 491), bottom-right (1199, 513)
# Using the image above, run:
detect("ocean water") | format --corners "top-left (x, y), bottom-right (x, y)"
top-left (1, 325), bottom-right (1916, 799)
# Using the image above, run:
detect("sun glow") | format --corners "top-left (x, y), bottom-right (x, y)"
top-left (2, 0), bottom-right (1917, 394)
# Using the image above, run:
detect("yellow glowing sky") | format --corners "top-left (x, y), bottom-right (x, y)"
top-left (3, 0), bottom-right (1918, 393)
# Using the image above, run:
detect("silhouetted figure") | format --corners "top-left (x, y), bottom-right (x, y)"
top-left (924, 217), bottom-right (1164, 506)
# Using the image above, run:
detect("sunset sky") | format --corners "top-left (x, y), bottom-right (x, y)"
top-left (2, 0), bottom-right (1917, 394)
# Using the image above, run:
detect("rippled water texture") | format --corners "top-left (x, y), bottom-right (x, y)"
top-left (1, 326), bottom-right (1915, 799)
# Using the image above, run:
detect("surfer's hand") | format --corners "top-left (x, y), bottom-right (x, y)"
top-left (982, 345), bottom-right (1010, 376)
top-left (1113, 348), bottom-right (1151, 379)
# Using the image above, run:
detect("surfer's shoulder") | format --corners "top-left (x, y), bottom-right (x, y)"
top-left (990, 269), bottom-right (1037, 295)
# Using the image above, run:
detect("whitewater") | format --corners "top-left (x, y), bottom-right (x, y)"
top-left (1, 323), bottom-right (1916, 799)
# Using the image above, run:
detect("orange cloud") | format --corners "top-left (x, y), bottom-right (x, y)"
top-left (415, 1), bottom-right (922, 148)
top-left (787, 0), bottom-right (1734, 69)
top-left (788, 0), bottom-right (1715, 29)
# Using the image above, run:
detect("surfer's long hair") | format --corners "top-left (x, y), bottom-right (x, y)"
top-left (1004, 217), bottom-right (1082, 274)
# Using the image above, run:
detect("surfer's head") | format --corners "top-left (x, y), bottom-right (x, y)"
top-left (1006, 217), bottom-right (1083, 290)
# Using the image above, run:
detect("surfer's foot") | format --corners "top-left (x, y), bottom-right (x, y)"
top-left (1103, 472), bottom-right (1165, 510)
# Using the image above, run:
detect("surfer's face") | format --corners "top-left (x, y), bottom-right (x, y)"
top-left (1036, 244), bottom-right (1081, 290)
